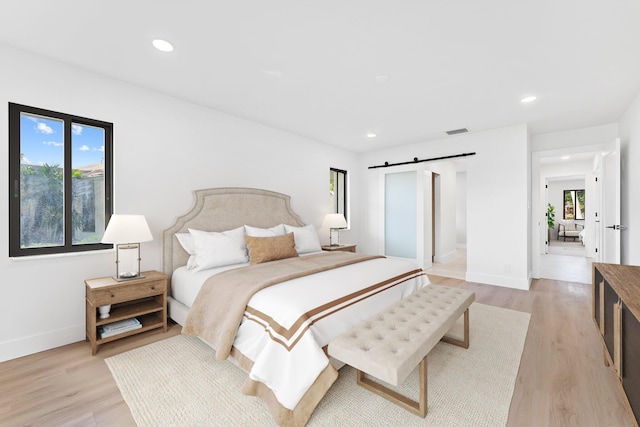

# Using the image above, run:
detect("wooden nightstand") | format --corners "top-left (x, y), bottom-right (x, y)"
top-left (85, 270), bottom-right (168, 355)
top-left (321, 244), bottom-right (357, 253)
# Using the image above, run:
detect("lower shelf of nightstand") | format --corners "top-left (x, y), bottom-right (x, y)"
top-left (96, 312), bottom-right (165, 345)
top-left (96, 298), bottom-right (163, 327)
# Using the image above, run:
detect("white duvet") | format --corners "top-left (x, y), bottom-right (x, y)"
top-left (185, 256), bottom-right (431, 410)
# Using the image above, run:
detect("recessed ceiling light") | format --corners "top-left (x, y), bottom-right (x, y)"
top-left (375, 75), bottom-right (389, 84)
top-left (152, 39), bottom-right (174, 52)
top-left (367, 133), bottom-right (377, 138)
top-left (561, 156), bottom-right (570, 160)
top-left (521, 96), bottom-right (537, 103)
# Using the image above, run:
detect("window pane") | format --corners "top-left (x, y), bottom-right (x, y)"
top-left (19, 113), bottom-right (65, 248)
top-left (337, 172), bottom-right (345, 214)
top-left (330, 169), bottom-right (338, 213)
top-left (72, 123), bottom-right (106, 244)
top-left (576, 190), bottom-right (585, 220)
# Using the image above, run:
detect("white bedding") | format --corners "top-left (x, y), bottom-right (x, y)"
top-left (172, 262), bottom-right (248, 308)
top-left (173, 255), bottom-right (429, 412)
top-left (171, 251), bottom-right (320, 309)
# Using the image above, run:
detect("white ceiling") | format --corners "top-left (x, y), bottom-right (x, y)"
top-left (1, 1), bottom-right (639, 152)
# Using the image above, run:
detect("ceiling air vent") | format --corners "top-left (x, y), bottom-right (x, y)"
top-left (446, 128), bottom-right (469, 136)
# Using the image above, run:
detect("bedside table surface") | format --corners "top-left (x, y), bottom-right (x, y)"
top-left (321, 244), bottom-right (357, 252)
top-left (85, 270), bottom-right (167, 289)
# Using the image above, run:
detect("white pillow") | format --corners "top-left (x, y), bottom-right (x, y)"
top-left (175, 233), bottom-right (197, 269)
top-left (175, 233), bottom-right (195, 254)
top-left (245, 224), bottom-right (286, 237)
top-left (283, 224), bottom-right (322, 254)
top-left (188, 227), bottom-right (248, 271)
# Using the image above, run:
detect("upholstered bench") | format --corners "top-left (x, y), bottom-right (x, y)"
top-left (328, 284), bottom-right (475, 418)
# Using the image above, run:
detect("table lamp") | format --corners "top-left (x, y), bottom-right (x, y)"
top-left (101, 214), bottom-right (153, 281)
top-left (323, 213), bottom-right (348, 246)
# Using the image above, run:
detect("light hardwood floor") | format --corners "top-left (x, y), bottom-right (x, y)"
top-left (429, 244), bottom-right (593, 285)
top-left (0, 277), bottom-right (634, 426)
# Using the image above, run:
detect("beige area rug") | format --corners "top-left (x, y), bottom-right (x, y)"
top-left (106, 303), bottom-right (530, 427)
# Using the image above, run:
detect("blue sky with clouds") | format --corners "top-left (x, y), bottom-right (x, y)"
top-left (20, 113), bottom-right (105, 168)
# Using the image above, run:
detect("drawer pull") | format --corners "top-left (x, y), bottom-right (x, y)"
top-left (151, 286), bottom-right (155, 290)
top-left (111, 294), bottom-right (115, 298)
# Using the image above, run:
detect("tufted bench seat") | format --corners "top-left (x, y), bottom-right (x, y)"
top-left (328, 284), bottom-right (475, 418)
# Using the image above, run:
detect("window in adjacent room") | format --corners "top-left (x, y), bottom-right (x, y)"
top-left (563, 189), bottom-right (585, 220)
top-left (329, 167), bottom-right (347, 221)
top-left (8, 103), bottom-right (113, 257)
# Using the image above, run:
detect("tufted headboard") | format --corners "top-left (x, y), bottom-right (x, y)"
top-left (162, 187), bottom-right (305, 278)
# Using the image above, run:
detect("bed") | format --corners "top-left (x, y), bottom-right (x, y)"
top-left (162, 187), bottom-right (429, 426)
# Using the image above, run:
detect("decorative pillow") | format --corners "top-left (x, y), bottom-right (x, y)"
top-left (188, 227), bottom-right (248, 271)
top-left (244, 224), bottom-right (286, 237)
top-left (283, 224), bottom-right (322, 254)
top-left (245, 232), bottom-right (298, 264)
top-left (175, 233), bottom-right (197, 269)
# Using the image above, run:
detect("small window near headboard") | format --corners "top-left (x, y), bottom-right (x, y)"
top-left (330, 168), bottom-right (347, 223)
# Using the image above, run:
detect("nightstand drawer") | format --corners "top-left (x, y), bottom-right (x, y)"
top-left (92, 279), bottom-right (167, 306)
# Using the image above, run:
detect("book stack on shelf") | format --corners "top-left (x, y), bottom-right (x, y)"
top-left (99, 317), bottom-right (142, 339)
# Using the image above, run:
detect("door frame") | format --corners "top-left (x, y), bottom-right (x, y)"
top-left (531, 142), bottom-right (614, 279)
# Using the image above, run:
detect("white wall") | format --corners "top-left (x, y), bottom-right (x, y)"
top-left (0, 44), bottom-right (360, 362)
top-left (456, 172), bottom-right (467, 247)
top-left (531, 123), bottom-right (619, 152)
top-left (359, 124), bottom-right (530, 290)
top-left (619, 90), bottom-right (640, 266)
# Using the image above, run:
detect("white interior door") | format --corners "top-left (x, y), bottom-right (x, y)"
top-left (601, 139), bottom-right (621, 264)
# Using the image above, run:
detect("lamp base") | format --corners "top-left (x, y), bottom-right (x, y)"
top-left (113, 274), bottom-right (145, 282)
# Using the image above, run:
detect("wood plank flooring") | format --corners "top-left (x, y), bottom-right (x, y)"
top-left (0, 277), bottom-right (634, 426)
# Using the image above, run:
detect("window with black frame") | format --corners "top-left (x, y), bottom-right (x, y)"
top-left (8, 103), bottom-right (113, 257)
top-left (329, 168), bottom-right (347, 221)
top-left (563, 189), bottom-right (585, 220)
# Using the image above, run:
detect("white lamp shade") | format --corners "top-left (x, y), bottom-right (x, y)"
top-left (102, 214), bottom-right (153, 244)
top-left (322, 213), bottom-right (348, 229)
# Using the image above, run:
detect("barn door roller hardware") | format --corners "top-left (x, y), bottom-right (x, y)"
top-left (368, 152), bottom-right (476, 169)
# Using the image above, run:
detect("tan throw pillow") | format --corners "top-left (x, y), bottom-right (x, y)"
top-left (245, 232), bottom-right (299, 264)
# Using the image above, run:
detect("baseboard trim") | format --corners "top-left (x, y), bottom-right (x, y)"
top-left (434, 249), bottom-right (457, 263)
top-left (0, 324), bottom-right (85, 362)
top-left (465, 271), bottom-right (531, 290)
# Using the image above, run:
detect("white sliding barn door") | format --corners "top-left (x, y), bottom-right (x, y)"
top-left (380, 165), bottom-right (432, 269)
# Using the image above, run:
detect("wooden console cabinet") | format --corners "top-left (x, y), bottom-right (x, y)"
top-left (593, 263), bottom-right (640, 426)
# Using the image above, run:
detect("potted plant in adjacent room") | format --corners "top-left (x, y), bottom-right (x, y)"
top-left (547, 203), bottom-right (556, 243)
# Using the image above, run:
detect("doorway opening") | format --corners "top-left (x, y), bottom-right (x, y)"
top-left (426, 161), bottom-right (467, 280)
top-left (532, 141), bottom-right (619, 284)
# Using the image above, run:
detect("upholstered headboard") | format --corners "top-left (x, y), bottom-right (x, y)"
top-left (162, 187), bottom-right (305, 277)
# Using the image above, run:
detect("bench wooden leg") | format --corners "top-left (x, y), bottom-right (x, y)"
top-left (357, 356), bottom-right (428, 418)
top-left (440, 308), bottom-right (470, 349)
